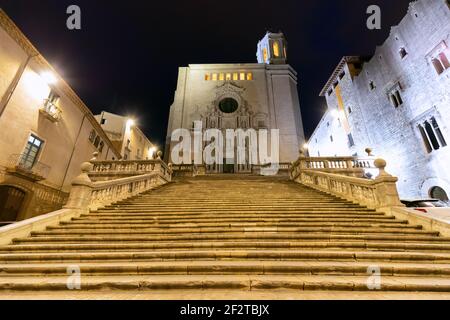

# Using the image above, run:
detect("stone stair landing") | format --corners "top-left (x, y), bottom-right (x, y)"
top-left (1, 175), bottom-right (450, 297)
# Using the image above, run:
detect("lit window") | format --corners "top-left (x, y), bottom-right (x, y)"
top-left (233, 73), bottom-right (238, 81)
top-left (263, 48), bottom-right (268, 62)
top-left (205, 74), bottom-right (210, 81)
top-left (219, 73), bottom-right (225, 81)
top-left (246, 73), bottom-right (253, 81)
top-left (226, 73), bottom-right (232, 81)
top-left (212, 73), bottom-right (218, 81)
top-left (20, 135), bottom-right (44, 170)
top-left (239, 73), bottom-right (245, 81)
top-left (273, 41), bottom-right (280, 58)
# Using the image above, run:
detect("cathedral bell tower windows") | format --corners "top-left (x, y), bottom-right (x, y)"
top-left (273, 41), bottom-right (280, 58)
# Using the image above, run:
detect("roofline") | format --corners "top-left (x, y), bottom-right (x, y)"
top-left (0, 9), bottom-right (122, 159)
top-left (319, 56), bottom-right (362, 97)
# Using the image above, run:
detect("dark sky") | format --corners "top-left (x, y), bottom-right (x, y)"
top-left (1, 0), bottom-right (412, 148)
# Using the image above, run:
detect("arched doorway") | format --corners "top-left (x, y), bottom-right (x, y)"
top-left (0, 186), bottom-right (26, 222)
top-left (430, 186), bottom-right (449, 202)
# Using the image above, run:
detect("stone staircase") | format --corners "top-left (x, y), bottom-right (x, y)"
top-left (1, 175), bottom-right (450, 295)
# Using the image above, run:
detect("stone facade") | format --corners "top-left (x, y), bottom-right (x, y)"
top-left (309, 0), bottom-right (450, 200)
top-left (165, 32), bottom-right (305, 172)
top-left (95, 111), bottom-right (157, 161)
top-left (0, 10), bottom-right (121, 222)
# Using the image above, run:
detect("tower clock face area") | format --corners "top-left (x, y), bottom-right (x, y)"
top-left (219, 97), bottom-right (239, 114)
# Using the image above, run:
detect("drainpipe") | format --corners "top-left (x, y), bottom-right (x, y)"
top-left (60, 114), bottom-right (87, 191)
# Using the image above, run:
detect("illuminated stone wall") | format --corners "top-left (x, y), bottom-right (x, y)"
top-left (310, 0), bottom-right (450, 199)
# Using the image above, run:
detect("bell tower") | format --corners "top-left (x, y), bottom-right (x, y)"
top-left (256, 31), bottom-right (288, 65)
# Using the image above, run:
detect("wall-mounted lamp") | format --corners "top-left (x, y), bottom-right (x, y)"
top-left (40, 71), bottom-right (57, 85)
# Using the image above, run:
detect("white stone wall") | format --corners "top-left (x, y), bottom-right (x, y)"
top-left (310, 0), bottom-right (450, 199)
top-left (165, 63), bottom-right (305, 165)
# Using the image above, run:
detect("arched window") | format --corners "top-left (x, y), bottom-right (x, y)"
top-left (263, 48), bottom-right (268, 62)
top-left (273, 41), bottom-right (280, 58)
top-left (430, 186), bottom-right (449, 202)
top-left (424, 120), bottom-right (440, 150)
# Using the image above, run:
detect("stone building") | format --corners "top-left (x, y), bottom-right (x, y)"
top-left (0, 10), bottom-right (121, 223)
top-left (95, 111), bottom-right (157, 161)
top-left (165, 32), bottom-right (305, 173)
top-left (309, 0), bottom-right (450, 200)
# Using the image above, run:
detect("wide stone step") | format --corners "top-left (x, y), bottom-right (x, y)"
top-left (1, 261), bottom-right (450, 277)
top-left (4, 240), bottom-right (450, 253)
top-left (1, 274), bottom-right (450, 292)
top-left (30, 226), bottom-right (438, 236)
top-left (13, 233), bottom-right (449, 244)
top-left (54, 222), bottom-right (417, 230)
top-left (94, 207), bottom-right (371, 213)
top-left (1, 250), bottom-right (450, 263)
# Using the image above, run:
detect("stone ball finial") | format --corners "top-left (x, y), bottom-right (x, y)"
top-left (365, 148), bottom-right (373, 157)
top-left (80, 161), bottom-right (93, 173)
top-left (374, 158), bottom-right (390, 177)
top-left (157, 151), bottom-right (163, 159)
top-left (90, 151), bottom-right (99, 162)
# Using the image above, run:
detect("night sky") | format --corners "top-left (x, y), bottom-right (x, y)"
top-left (1, 0), bottom-right (412, 149)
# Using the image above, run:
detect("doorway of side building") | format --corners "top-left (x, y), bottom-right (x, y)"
top-left (430, 186), bottom-right (449, 202)
top-left (0, 186), bottom-right (26, 223)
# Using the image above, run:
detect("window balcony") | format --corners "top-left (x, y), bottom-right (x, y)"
top-left (39, 99), bottom-right (62, 122)
top-left (6, 154), bottom-right (51, 181)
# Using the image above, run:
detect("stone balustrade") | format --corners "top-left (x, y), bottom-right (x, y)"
top-left (291, 156), bottom-right (404, 211)
top-left (291, 156), bottom-right (376, 178)
top-left (65, 152), bottom-right (172, 211)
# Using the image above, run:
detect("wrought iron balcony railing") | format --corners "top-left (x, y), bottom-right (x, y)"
top-left (6, 154), bottom-right (51, 181)
top-left (40, 99), bottom-right (62, 122)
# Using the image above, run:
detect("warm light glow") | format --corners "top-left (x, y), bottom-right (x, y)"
top-left (41, 71), bottom-right (57, 85)
top-left (23, 71), bottom-right (50, 101)
top-left (273, 41), bottom-right (280, 58)
top-left (330, 109), bottom-right (340, 119)
top-left (303, 143), bottom-right (309, 150)
top-left (149, 147), bottom-right (157, 157)
top-left (127, 119), bottom-right (135, 128)
top-left (263, 47), bottom-right (268, 62)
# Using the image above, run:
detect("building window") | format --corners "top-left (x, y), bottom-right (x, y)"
top-left (100, 118), bottom-right (107, 125)
top-left (273, 41), bottom-right (280, 57)
top-left (326, 122), bottom-right (330, 127)
top-left (41, 91), bottom-right (61, 121)
top-left (339, 71), bottom-right (345, 80)
top-left (226, 73), bottom-right (232, 81)
top-left (263, 48), bottom-right (268, 62)
top-left (98, 141), bottom-right (104, 152)
top-left (89, 130), bottom-right (96, 143)
top-left (212, 73), bottom-right (218, 81)
top-left (330, 135), bottom-right (334, 142)
top-left (205, 74), bottom-right (210, 81)
top-left (327, 89), bottom-right (333, 96)
top-left (94, 136), bottom-right (100, 148)
top-left (219, 73), bottom-right (225, 81)
top-left (348, 107), bottom-right (352, 114)
top-left (419, 117), bottom-right (447, 153)
top-left (399, 47), bottom-right (408, 59)
top-left (240, 73), bottom-right (245, 81)
top-left (20, 135), bottom-right (44, 170)
top-left (369, 81), bottom-right (376, 91)
top-left (348, 133), bottom-right (355, 147)
top-left (246, 73), bottom-right (253, 81)
top-left (389, 89), bottom-right (403, 108)
top-left (233, 73), bottom-right (238, 81)
top-left (432, 52), bottom-right (450, 75)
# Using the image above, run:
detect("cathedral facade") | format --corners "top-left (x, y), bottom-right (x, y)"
top-left (309, 0), bottom-right (450, 200)
top-left (165, 32), bottom-right (305, 173)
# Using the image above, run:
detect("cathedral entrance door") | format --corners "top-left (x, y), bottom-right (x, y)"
top-left (223, 159), bottom-right (235, 174)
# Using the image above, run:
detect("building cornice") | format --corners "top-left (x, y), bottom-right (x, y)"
top-left (319, 56), bottom-right (361, 97)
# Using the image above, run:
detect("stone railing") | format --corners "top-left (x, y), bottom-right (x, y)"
top-left (291, 156), bottom-right (377, 178)
top-left (65, 152), bottom-right (172, 211)
top-left (290, 157), bottom-right (404, 211)
top-left (252, 163), bottom-right (292, 176)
